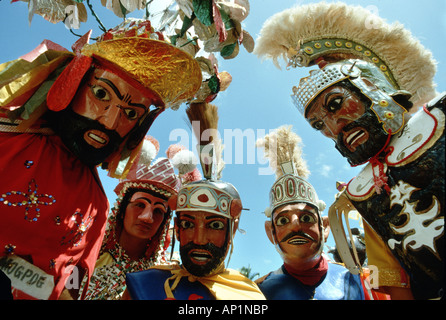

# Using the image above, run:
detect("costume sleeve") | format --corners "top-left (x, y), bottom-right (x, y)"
top-left (363, 221), bottom-right (410, 289)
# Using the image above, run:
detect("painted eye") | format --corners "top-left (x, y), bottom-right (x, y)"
top-left (327, 98), bottom-right (342, 112)
top-left (130, 201), bottom-right (145, 209)
top-left (209, 220), bottom-right (225, 230)
top-left (91, 85), bottom-right (110, 101)
top-left (275, 216), bottom-right (290, 226)
top-left (312, 120), bottom-right (325, 131)
top-left (180, 220), bottom-right (193, 229)
top-left (300, 214), bottom-right (316, 224)
top-left (153, 207), bottom-right (166, 216)
top-left (123, 108), bottom-right (139, 120)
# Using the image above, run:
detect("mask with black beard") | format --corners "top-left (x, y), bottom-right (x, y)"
top-left (46, 108), bottom-right (125, 167)
top-left (335, 109), bottom-right (389, 166)
top-left (180, 241), bottom-right (229, 277)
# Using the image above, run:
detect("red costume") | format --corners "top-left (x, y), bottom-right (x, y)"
top-left (0, 132), bottom-right (108, 299)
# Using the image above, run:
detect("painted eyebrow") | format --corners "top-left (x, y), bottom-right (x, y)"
top-left (133, 197), bottom-right (166, 209)
top-left (179, 214), bottom-right (225, 220)
top-left (205, 215), bottom-right (226, 220)
top-left (323, 91), bottom-right (342, 108)
top-left (307, 91), bottom-right (341, 124)
top-left (274, 209), bottom-right (317, 219)
top-left (96, 77), bottom-right (148, 110)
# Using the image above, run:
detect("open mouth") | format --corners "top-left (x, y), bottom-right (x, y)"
top-left (189, 250), bottom-right (212, 264)
top-left (343, 128), bottom-right (369, 152)
top-left (287, 236), bottom-right (311, 245)
top-left (84, 130), bottom-right (109, 149)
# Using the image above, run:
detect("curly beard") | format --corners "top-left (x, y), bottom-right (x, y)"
top-left (46, 108), bottom-right (124, 167)
top-left (335, 109), bottom-right (389, 166)
top-left (180, 241), bottom-right (229, 277)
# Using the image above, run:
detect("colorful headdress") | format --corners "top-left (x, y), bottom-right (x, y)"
top-left (254, 2), bottom-right (437, 108)
top-left (256, 125), bottom-right (325, 218)
top-left (177, 102), bottom-right (241, 219)
top-left (292, 59), bottom-right (409, 134)
top-left (106, 136), bottom-right (198, 264)
top-left (0, 18), bottom-right (202, 179)
top-left (176, 102), bottom-right (243, 265)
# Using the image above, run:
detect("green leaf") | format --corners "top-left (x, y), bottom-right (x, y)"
top-left (218, 8), bottom-right (234, 30)
top-left (193, 0), bottom-right (213, 26)
top-left (179, 14), bottom-right (194, 37)
top-left (220, 43), bottom-right (236, 57)
top-left (170, 35), bottom-right (179, 46)
top-left (208, 75), bottom-right (220, 93)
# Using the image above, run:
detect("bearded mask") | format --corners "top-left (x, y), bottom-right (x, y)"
top-left (293, 60), bottom-right (412, 165)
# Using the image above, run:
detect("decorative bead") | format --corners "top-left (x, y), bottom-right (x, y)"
top-left (324, 41), bottom-right (332, 47)
top-left (24, 160), bottom-right (34, 169)
top-left (314, 42), bottom-right (322, 49)
top-left (385, 111), bottom-right (395, 119)
top-left (379, 100), bottom-right (389, 107)
top-left (304, 46), bottom-right (314, 54)
top-left (4, 244), bottom-right (16, 255)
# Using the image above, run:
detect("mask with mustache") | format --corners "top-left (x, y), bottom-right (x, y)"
top-left (46, 108), bottom-right (125, 167)
top-left (280, 230), bottom-right (315, 243)
top-left (180, 241), bottom-right (229, 277)
top-left (335, 108), bottom-right (390, 166)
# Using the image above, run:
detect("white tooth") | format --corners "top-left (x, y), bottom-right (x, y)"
top-left (346, 131), bottom-right (365, 145)
top-left (289, 238), bottom-right (309, 244)
top-left (88, 133), bottom-right (106, 144)
top-left (194, 257), bottom-right (208, 261)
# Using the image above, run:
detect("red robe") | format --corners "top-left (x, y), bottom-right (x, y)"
top-left (0, 132), bottom-right (109, 299)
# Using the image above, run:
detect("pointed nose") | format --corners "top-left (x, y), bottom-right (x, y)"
top-left (98, 105), bottom-right (121, 131)
top-left (138, 206), bottom-right (154, 224)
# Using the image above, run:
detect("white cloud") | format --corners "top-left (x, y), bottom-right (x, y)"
top-left (319, 164), bottom-right (332, 177)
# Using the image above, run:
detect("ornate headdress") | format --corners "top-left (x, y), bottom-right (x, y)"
top-left (3, 0), bottom-right (256, 179)
top-left (256, 125), bottom-right (325, 218)
top-left (176, 102), bottom-right (243, 265)
top-left (292, 59), bottom-right (410, 134)
top-left (108, 136), bottom-right (198, 263)
top-left (83, 136), bottom-right (198, 299)
top-left (254, 2), bottom-right (437, 109)
top-left (0, 18), bottom-right (202, 179)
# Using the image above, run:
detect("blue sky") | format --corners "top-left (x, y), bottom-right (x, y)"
top-left (1, 0), bottom-right (444, 279)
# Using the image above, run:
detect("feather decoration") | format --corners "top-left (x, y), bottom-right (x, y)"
top-left (186, 102), bottom-right (225, 179)
top-left (254, 2), bottom-right (437, 107)
top-left (256, 125), bottom-right (309, 179)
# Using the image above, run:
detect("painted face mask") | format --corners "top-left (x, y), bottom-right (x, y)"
top-left (176, 179), bottom-right (242, 276)
top-left (306, 81), bottom-right (390, 166)
top-left (179, 238), bottom-right (229, 277)
top-left (46, 67), bottom-right (159, 166)
top-left (292, 60), bottom-right (410, 165)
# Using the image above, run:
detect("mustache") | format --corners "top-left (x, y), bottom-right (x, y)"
top-left (335, 110), bottom-right (389, 165)
top-left (280, 230), bottom-right (315, 243)
top-left (179, 241), bottom-right (228, 277)
top-left (180, 242), bottom-right (223, 255)
top-left (46, 108), bottom-right (124, 166)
